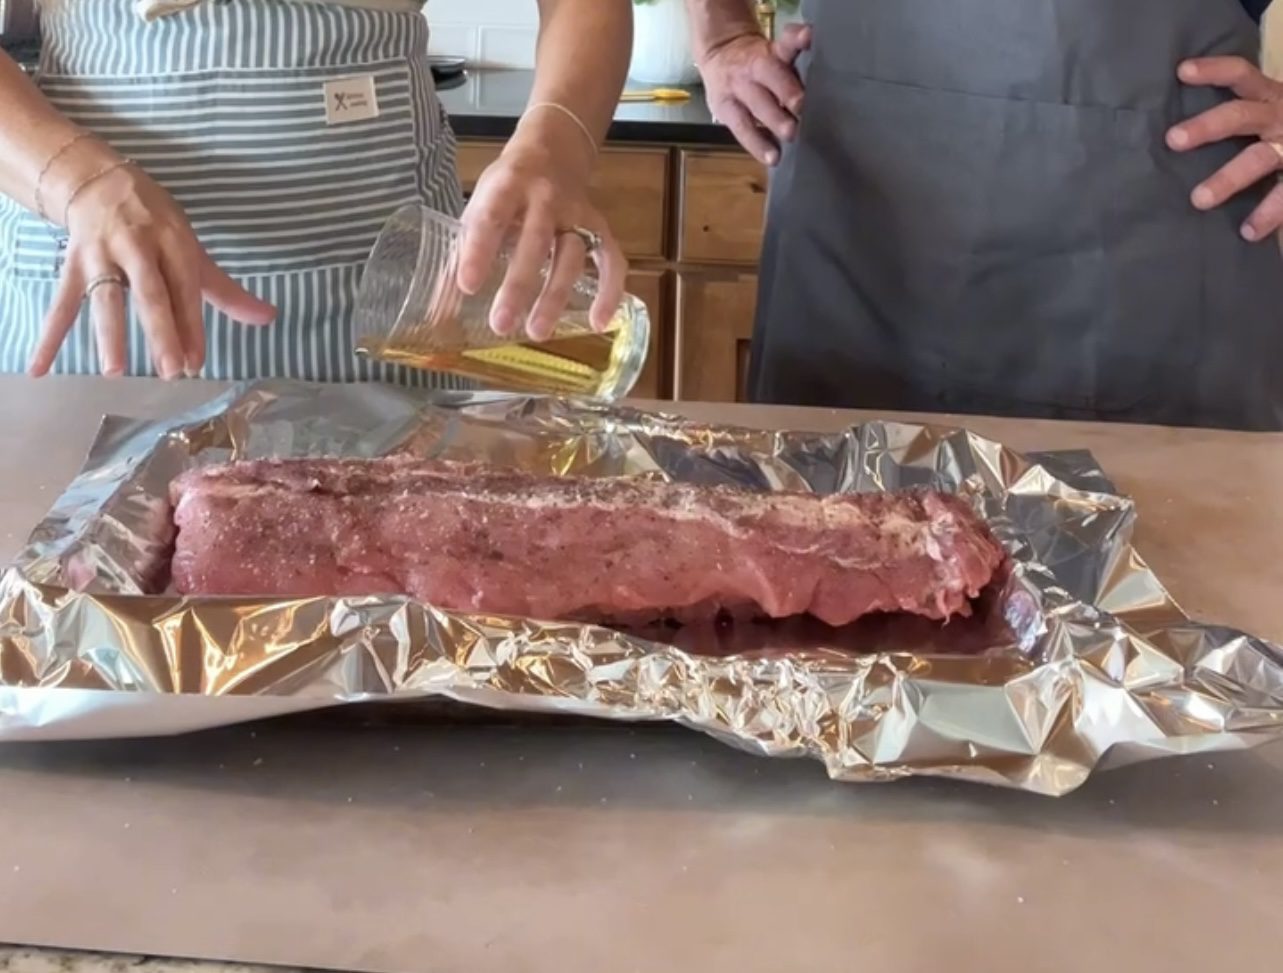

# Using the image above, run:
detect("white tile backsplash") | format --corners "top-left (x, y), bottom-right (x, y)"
top-left (426, 23), bottom-right (479, 61)
top-left (428, 0), bottom-right (537, 68)
top-left (476, 25), bottom-right (540, 68)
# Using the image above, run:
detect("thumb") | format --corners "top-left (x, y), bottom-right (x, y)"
top-left (771, 23), bottom-right (812, 64)
top-left (199, 251), bottom-right (276, 326)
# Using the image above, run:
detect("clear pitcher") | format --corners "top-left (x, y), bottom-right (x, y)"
top-left (354, 204), bottom-right (650, 400)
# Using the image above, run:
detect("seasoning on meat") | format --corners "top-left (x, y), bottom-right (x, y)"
top-left (169, 457), bottom-right (1006, 626)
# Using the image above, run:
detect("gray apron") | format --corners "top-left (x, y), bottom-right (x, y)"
top-left (751, 0), bottom-right (1283, 430)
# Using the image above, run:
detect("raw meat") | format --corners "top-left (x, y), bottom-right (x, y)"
top-left (169, 457), bottom-right (1005, 626)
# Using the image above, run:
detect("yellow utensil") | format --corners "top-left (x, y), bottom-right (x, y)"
top-left (620, 87), bottom-right (692, 103)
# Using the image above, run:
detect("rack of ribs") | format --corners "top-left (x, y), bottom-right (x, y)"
top-left (169, 457), bottom-right (1006, 626)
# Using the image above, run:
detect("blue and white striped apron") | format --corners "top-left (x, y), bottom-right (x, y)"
top-left (0, 0), bottom-right (465, 383)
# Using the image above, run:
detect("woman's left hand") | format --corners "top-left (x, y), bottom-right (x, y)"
top-left (1167, 56), bottom-right (1283, 242)
top-left (456, 135), bottom-right (627, 341)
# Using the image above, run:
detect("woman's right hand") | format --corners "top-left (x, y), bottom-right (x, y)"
top-left (30, 161), bottom-right (276, 379)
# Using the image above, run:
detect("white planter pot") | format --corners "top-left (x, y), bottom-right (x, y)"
top-left (629, 0), bottom-right (700, 86)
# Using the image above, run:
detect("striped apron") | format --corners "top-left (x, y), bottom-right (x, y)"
top-left (0, 0), bottom-right (465, 383)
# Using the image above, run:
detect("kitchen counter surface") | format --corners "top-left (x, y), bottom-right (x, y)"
top-left (1, 377), bottom-right (1282, 973)
top-left (437, 68), bottom-right (734, 146)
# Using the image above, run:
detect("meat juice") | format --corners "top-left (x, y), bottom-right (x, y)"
top-left (357, 304), bottom-right (647, 398)
top-left (353, 204), bottom-right (651, 399)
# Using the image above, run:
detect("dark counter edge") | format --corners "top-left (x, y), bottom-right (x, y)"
top-left (437, 69), bottom-right (739, 148)
top-left (448, 111), bottom-right (739, 148)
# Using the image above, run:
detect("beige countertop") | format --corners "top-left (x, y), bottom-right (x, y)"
top-left (1, 376), bottom-right (1282, 973)
top-left (0, 948), bottom-right (293, 973)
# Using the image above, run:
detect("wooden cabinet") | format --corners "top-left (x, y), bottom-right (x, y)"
top-left (678, 151), bottom-right (768, 265)
top-left (593, 148), bottom-right (670, 260)
top-left (674, 273), bottom-right (758, 404)
top-left (627, 267), bottom-right (669, 400)
top-left (455, 137), bottom-right (765, 403)
top-left (454, 140), bottom-right (501, 193)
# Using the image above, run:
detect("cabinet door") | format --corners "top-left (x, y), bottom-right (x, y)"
top-left (678, 151), bottom-right (767, 265)
top-left (454, 140), bottom-right (503, 195)
top-left (674, 272), bottom-right (758, 403)
top-left (626, 267), bottom-right (670, 401)
top-left (454, 140), bottom-right (670, 260)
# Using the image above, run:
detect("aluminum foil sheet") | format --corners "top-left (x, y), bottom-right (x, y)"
top-left (2, 379), bottom-right (1282, 796)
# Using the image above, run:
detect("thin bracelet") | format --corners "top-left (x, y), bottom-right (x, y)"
top-left (521, 102), bottom-right (599, 157)
top-left (62, 159), bottom-right (135, 228)
top-left (34, 131), bottom-right (93, 223)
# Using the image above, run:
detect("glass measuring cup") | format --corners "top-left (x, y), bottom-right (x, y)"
top-left (354, 204), bottom-right (650, 399)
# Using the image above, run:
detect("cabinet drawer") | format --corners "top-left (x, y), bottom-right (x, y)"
top-left (674, 272), bottom-right (758, 403)
top-left (678, 151), bottom-right (767, 265)
top-left (455, 140), bottom-right (503, 192)
top-left (455, 140), bottom-right (670, 260)
top-left (626, 267), bottom-right (670, 401)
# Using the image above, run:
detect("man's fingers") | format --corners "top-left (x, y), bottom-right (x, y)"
top-left (1168, 99), bottom-right (1278, 152)
top-left (752, 53), bottom-right (806, 117)
top-left (1179, 57), bottom-right (1282, 102)
top-left (1243, 178), bottom-right (1283, 242)
top-left (527, 233), bottom-right (586, 341)
top-left (30, 264), bottom-right (85, 377)
top-left (1190, 142), bottom-right (1282, 211)
top-left (1170, 54), bottom-right (1283, 234)
top-left (716, 99), bottom-right (780, 165)
top-left (741, 81), bottom-right (798, 143)
top-left (771, 23), bottom-right (812, 67)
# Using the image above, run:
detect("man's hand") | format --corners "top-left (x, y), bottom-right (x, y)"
top-left (1167, 56), bottom-right (1283, 242)
top-left (698, 23), bottom-right (812, 166)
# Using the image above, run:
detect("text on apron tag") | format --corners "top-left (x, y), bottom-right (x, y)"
top-left (324, 75), bottom-right (380, 125)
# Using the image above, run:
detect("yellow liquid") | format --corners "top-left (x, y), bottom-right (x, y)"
top-left (357, 317), bottom-right (643, 398)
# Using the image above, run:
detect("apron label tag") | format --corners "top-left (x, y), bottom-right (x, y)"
top-left (53, 234), bottom-right (69, 276)
top-left (324, 75), bottom-right (380, 125)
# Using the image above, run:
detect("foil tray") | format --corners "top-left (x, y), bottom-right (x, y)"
top-left (1, 379), bottom-right (1281, 796)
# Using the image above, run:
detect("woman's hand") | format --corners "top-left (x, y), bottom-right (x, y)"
top-left (1167, 56), bottom-right (1283, 242)
top-left (698, 23), bottom-right (811, 166)
top-left (456, 126), bottom-right (627, 342)
top-left (31, 160), bottom-right (276, 379)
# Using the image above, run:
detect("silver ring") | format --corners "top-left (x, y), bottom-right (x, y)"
top-left (84, 274), bottom-right (127, 300)
top-left (1268, 140), bottom-right (1283, 164)
top-left (559, 226), bottom-right (604, 254)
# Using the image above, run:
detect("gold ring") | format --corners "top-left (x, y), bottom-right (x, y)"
top-left (1269, 141), bottom-right (1283, 164)
top-left (84, 274), bottom-right (127, 299)
top-left (558, 226), bottom-right (603, 254)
